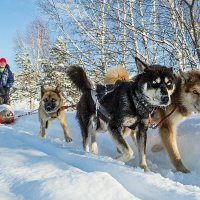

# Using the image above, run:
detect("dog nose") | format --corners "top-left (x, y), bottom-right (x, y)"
top-left (161, 95), bottom-right (169, 104)
top-left (46, 106), bottom-right (51, 111)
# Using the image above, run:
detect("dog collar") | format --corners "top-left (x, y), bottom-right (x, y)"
top-left (134, 91), bottom-right (155, 118)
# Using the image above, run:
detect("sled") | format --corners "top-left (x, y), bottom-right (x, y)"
top-left (0, 104), bottom-right (15, 124)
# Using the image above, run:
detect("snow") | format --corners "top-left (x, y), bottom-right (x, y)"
top-left (0, 111), bottom-right (200, 200)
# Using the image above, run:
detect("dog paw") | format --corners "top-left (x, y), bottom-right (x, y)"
top-left (177, 166), bottom-right (190, 173)
top-left (38, 132), bottom-right (46, 138)
top-left (91, 142), bottom-right (98, 154)
top-left (144, 167), bottom-right (151, 172)
top-left (37, 133), bottom-right (42, 137)
top-left (175, 160), bottom-right (190, 173)
top-left (117, 148), bottom-right (122, 154)
top-left (115, 155), bottom-right (125, 162)
top-left (65, 136), bottom-right (73, 143)
top-left (140, 164), bottom-right (150, 172)
top-left (182, 168), bottom-right (190, 173)
top-left (84, 145), bottom-right (90, 153)
top-left (116, 151), bottom-right (133, 162)
top-left (151, 144), bottom-right (164, 152)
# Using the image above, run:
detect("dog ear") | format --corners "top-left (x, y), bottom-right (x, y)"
top-left (135, 57), bottom-right (149, 74)
top-left (41, 86), bottom-right (46, 97)
top-left (179, 69), bottom-right (188, 82)
top-left (55, 85), bottom-right (61, 93)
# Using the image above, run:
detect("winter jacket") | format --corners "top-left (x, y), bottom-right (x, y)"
top-left (0, 64), bottom-right (14, 89)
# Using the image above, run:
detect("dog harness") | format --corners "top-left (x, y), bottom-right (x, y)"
top-left (90, 82), bottom-right (123, 126)
top-left (45, 104), bottom-right (77, 129)
top-left (91, 82), bottom-right (158, 129)
top-left (91, 89), bottom-right (111, 121)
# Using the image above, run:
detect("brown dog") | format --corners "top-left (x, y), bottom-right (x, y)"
top-left (38, 86), bottom-right (72, 142)
top-left (105, 66), bottom-right (200, 173)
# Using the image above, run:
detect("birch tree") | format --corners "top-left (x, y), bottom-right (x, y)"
top-left (13, 20), bottom-right (50, 108)
top-left (37, 0), bottom-right (199, 72)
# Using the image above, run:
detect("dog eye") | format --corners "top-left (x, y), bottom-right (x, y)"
top-left (52, 99), bottom-right (56, 102)
top-left (44, 98), bottom-right (48, 102)
top-left (193, 90), bottom-right (199, 95)
top-left (152, 80), bottom-right (157, 85)
top-left (167, 81), bottom-right (172, 86)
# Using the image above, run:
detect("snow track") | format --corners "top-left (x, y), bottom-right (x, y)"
top-left (0, 112), bottom-right (200, 200)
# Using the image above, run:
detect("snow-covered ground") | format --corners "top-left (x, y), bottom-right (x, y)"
top-left (0, 111), bottom-right (200, 200)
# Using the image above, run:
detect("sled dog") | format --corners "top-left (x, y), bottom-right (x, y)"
top-left (67, 58), bottom-right (176, 171)
top-left (105, 63), bottom-right (200, 173)
top-left (38, 86), bottom-right (72, 142)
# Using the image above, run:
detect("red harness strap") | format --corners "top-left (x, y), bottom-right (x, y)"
top-left (150, 106), bottom-right (177, 129)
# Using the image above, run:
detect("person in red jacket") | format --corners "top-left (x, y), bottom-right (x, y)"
top-left (0, 58), bottom-right (14, 104)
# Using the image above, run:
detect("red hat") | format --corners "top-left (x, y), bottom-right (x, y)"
top-left (0, 58), bottom-right (7, 64)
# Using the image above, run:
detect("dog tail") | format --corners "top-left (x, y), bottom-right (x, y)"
top-left (67, 65), bottom-right (92, 92)
top-left (104, 66), bottom-right (129, 85)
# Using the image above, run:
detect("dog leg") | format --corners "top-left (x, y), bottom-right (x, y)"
top-left (59, 114), bottom-right (72, 142)
top-left (77, 116), bottom-right (90, 152)
top-left (117, 127), bottom-right (131, 154)
top-left (136, 123), bottom-right (149, 172)
top-left (38, 121), bottom-right (46, 138)
top-left (88, 116), bottom-right (98, 154)
top-left (83, 135), bottom-right (90, 153)
top-left (159, 122), bottom-right (190, 173)
top-left (130, 130), bottom-right (137, 145)
top-left (108, 123), bottom-right (133, 162)
top-left (122, 127), bottom-right (137, 145)
top-left (91, 134), bottom-right (98, 154)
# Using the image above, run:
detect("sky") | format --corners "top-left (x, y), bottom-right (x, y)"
top-left (0, 0), bottom-right (39, 72)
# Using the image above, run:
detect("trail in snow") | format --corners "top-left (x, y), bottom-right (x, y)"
top-left (0, 111), bottom-right (200, 200)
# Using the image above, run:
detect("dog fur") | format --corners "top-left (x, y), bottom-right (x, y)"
top-left (104, 65), bottom-right (129, 85)
top-left (105, 65), bottom-right (200, 173)
top-left (67, 58), bottom-right (176, 171)
top-left (38, 86), bottom-right (72, 142)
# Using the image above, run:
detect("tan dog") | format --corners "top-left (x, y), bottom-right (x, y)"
top-left (105, 67), bottom-right (200, 173)
top-left (38, 86), bottom-right (72, 142)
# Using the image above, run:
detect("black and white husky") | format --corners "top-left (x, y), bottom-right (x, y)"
top-left (67, 57), bottom-right (176, 171)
